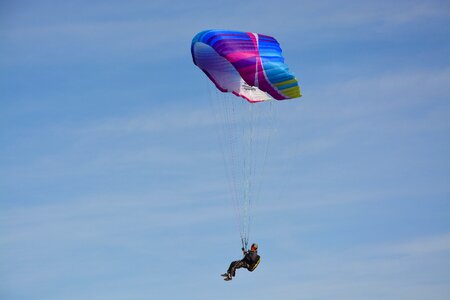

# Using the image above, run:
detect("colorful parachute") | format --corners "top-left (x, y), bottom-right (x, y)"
top-left (191, 30), bottom-right (301, 249)
top-left (191, 29), bottom-right (301, 102)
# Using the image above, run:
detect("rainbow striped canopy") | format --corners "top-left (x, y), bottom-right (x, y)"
top-left (191, 29), bottom-right (301, 102)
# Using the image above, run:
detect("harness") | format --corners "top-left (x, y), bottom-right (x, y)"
top-left (247, 255), bottom-right (261, 272)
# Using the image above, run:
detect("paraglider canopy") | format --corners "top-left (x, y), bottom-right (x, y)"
top-left (191, 29), bottom-right (301, 103)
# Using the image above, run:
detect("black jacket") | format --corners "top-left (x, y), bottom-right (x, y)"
top-left (243, 250), bottom-right (260, 271)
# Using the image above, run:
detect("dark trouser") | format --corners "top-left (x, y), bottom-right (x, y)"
top-left (227, 260), bottom-right (249, 277)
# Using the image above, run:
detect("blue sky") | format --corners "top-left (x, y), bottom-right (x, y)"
top-left (1, 0), bottom-right (449, 299)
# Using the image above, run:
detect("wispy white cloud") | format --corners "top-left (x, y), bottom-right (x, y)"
top-left (0, 191), bottom-right (235, 294)
top-left (3, 0), bottom-right (448, 67)
top-left (373, 233), bottom-right (450, 256)
top-left (252, 232), bottom-right (450, 300)
top-left (81, 105), bottom-right (216, 134)
top-left (313, 1), bottom-right (450, 27)
top-left (0, 194), bottom-right (231, 245)
top-left (276, 67), bottom-right (450, 155)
